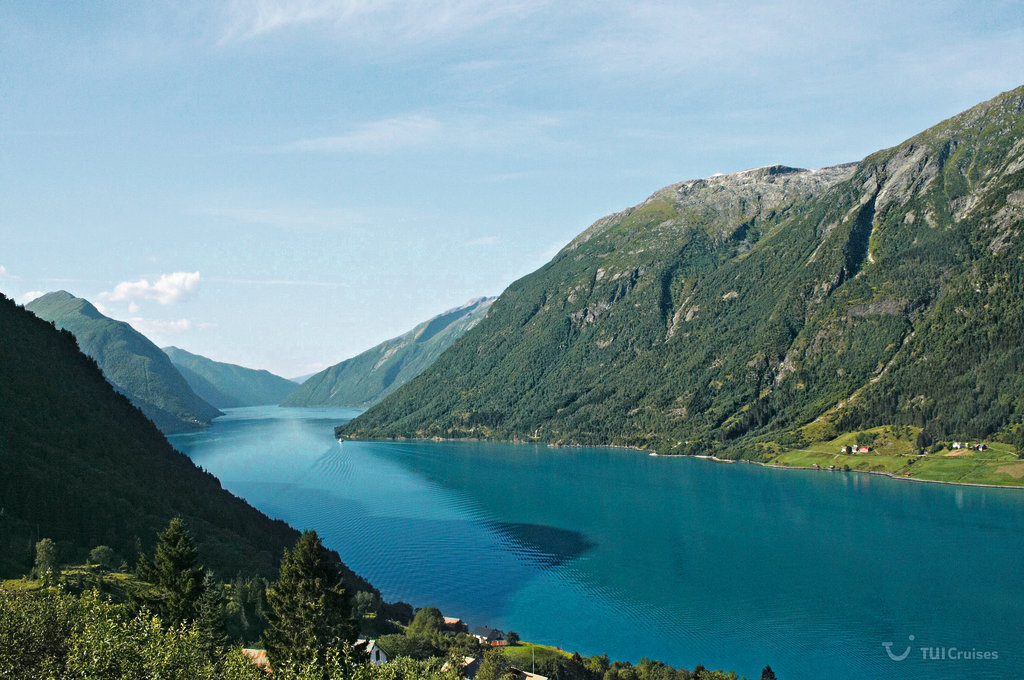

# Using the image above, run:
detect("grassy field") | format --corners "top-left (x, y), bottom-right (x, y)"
top-left (497, 642), bottom-right (571, 669)
top-left (1, 565), bottom-right (156, 599)
top-left (763, 426), bottom-right (1024, 487)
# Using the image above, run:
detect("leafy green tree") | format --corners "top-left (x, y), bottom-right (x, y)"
top-left (915, 429), bottom-right (932, 450)
top-left (355, 590), bottom-right (380, 619)
top-left (475, 649), bottom-right (516, 680)
top-left (854, 432), bottom-right (874, 447)
top-left (375, 633), bottom-right (435, 660)
top-left (89, 545), bottom-right (117, 571)
top-left (760, 665), bottom-right (776, 680)
top-left (33, 538), bottom-right (59, 584)
top-left (505, 631), bottom-right (520, 645)
top-left (137, 517), bottom-right (207, 626)
top-left (406, 606), bottom-right (444, 638)
top-left (263, 530), bottom-right (360, 676)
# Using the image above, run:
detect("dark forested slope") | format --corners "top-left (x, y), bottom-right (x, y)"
top-left (26, 292), bottom-right (221, 433)
top-left (0, 293), bottom-right (373, 592)
top-left (342, 86), bottom-right (1024, 457)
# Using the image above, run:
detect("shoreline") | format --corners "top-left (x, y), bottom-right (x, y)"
top-left (339, 432), bottom-right (1024, 491)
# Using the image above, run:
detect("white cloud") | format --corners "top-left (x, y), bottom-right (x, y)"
top-left (219, 0), bottom-right (548, 45)
top-left (19, 290), bottom-right (44, 304)
top-left (103, 271), bottom-right (201, 306)
top-left (126, 318), bottom-right (217, 336)
top-left (128, 301), bottom-right (140, 313)
top-left (0, 265), bottom-right (18, 280)
top-left (465, 236), bottom-right (501, 246)
top-left (275, 111), bottom-right (566, 156)
top-left (282, 115), bottom-right (442, 154)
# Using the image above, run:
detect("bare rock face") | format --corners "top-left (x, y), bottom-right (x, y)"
top-left (569, 163), bottom-right (857, 252)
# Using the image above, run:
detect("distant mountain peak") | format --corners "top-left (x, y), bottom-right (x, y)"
top-left (26, 291), bottom-right (221, 433)
top-left (282, 295), bottom-right (496, 409)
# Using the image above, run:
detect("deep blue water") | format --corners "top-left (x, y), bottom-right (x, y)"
top-left (169, 406), bottom-right (1024, 680)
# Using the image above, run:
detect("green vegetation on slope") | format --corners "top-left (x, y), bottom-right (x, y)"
top-left (26, 291), bottom-right (221, 433)
top-left (0, 292), bottom-right (371, 588)
top-left (342, 86), bottom-right (1024, 464)
top-left (283, 297), bottom-right (494, 408)
top-left (164, 346), bottom-right (297, 408)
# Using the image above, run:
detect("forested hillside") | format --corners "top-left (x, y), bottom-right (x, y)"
top-left (26, 292), bottom-right (221, 433)
top-left (0, 292), bottom-right (371, 591)
top-left (342, 86), bottom-right (1024, 458)
top-left (164, 346), bottom-right (297, 408)
top-left (283, 297), bottom-right (494, 408)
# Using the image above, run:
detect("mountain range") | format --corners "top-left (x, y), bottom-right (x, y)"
top-left (341, 85), bottom-right (1024, 457)
top-left (163, 345), bottom-right (297, 409)
top-left (26, 291), bottom-right (222, 434)
top-left (0, 292), bottom-right (373, 591)
top-left (283, 296), bottom-right (495, 408)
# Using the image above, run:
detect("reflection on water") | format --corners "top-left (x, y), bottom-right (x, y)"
top-left (170, 406), bottom-right (1024, 680)
top-left (486, 522), bottom-right (596, 568)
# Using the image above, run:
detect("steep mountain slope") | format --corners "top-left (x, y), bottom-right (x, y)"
top-left (163, 346), bottom-right (297, 408)
top-left (283, 296), bottom-right (495, 408)
top-left (342, 86), bottom-right (1024, 457)
top-left (0, 293), bottom-right (374, 593)
top-left (26, 292), bottom-right (221, 433)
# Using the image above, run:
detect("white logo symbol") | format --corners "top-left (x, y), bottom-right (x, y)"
top-left (883, 635), bottom-right (915, 661)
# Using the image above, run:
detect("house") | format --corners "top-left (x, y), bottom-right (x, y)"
top-left (472, 626), bottom-right (505, 643)
top-left (359, 639), bottom-right (388, 666)
top-left (856, 445), bottom-right (871, 453)
top-left (462, 656), bottom-right (484, 679)
top-left (952, 441), bottom-right (963, 449)
top-left (462, 657), bottom-right (548, 680)
top-left (443, 616), bottom-right (469, 634)
top-left (510, 668), bottom-right (548, 680)
top-left (975, 443), bottom-right (988, 451)
top-left (840, 445), bottom-right (852, 454)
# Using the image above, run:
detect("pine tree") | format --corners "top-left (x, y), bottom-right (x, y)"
top-left (137, 517), bottom-right (207, 626)
top-left (263, 530), bottom-right (359, 676)
top-left (760, 665), bottom-right (777, 680)
top-left (195, 572), bottom-right (230, 659)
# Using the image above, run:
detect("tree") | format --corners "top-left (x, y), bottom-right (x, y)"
top-left (263, 530), bottom-right (359, 676)
top-left (407, 606), bottom-right (445, 639)
top-left (89, 545), bottom-right (117, 571)
top-left (195, 572), bottom-right (229, 659)
top-left (505, 631), bottom-right (520, 645)
top-left (33, 538), bottom-right (59, 584)
top-left (854, 432), bottom-right (874, 447)
top-left (915, 429), bottom-right (932, 450)
top-left (475, 649), bottom-right (516, 680)
top-left (760, 665), bottom-right (776, 680)
top-left (138, 517), bottom-right (207, 626)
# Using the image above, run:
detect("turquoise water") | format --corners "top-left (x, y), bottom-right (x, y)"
top-left (169, 407), bottom-right (1024, 680)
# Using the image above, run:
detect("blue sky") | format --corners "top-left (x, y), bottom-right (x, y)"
top-left (2, 1), bottom-right (1022, 377)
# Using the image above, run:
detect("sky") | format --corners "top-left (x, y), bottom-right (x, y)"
top-left (2, 1), bottom-right (1023, 378)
